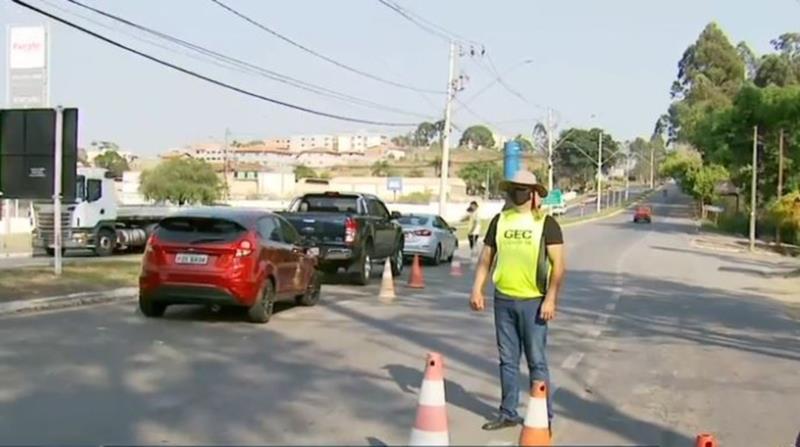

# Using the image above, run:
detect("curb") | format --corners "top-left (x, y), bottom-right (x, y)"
top-left (0, 252), bottom-right (33, 259)
top-left (0, 287), bottom-right (137, 317)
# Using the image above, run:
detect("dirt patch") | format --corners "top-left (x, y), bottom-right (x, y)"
top-left (0, 259), bottom-right (140, 302)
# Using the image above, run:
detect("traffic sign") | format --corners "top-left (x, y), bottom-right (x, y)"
top-left (387, 177), bottom-right (402, 192)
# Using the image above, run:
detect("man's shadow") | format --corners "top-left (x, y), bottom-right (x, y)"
top-left (382, 364), bottom-right (497, 420)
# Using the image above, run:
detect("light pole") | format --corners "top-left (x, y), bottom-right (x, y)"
top-left (438, 41), bottom-right (457, 216)
top-left (597, 130), bottom-right (603, 213)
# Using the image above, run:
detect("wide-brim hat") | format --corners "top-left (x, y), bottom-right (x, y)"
top-left (499, 171), bottom-right (548, 198)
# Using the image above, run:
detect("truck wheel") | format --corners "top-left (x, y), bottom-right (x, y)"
top-left (248, 279), bottom-right (276, 323)
top-left (354, 245), bottom-right (373, 286)
top-left (94, 229), bottom-right (115, 257)
top-left (390, 245), bottom-right (404, 277)
top-left (139, 298), bottom-right (166, 318)
top-left (296, 270), bottom-right (321, 307)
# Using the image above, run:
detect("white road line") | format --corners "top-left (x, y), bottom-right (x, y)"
top-left (604, 302), bottom-right (617, 312)
top-left (561, 352), bottom-right (585, 370)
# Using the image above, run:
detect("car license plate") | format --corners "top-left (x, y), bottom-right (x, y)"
top-left (175, 253), bottom-right (208, 265)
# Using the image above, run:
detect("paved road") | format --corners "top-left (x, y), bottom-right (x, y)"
top-left (562, 185), bottom-right (648, 219)
top-left (0, 184), bottom-right (797, 445)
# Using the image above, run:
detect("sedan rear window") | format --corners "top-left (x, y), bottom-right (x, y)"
top-left (398, 216), bottom-right (430, 226)
top-left (156, 217), bottom-right (247, 243)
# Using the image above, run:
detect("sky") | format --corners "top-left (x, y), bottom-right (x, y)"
top-left (1, 0), bottom-right (798, 156)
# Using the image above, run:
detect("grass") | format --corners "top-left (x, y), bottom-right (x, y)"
top-left (0, 259), bottom-right (141, 302)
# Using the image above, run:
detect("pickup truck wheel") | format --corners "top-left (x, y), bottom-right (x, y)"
top-left (296, 269), bottom-right (321, 306)
top-left (94, 229), bottom-right (116, 257)
top-left (354, 249), bottom-right (372, 286)
top-left (248, 279), bottom-right (275, 323)
top-left (390, 245), bottom-right (404, 277)
top-left (45, 247), bottom-right (66, 257)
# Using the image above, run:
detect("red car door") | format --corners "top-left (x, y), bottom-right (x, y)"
top-left (257, 216), bottom-right (293, 295)
top-left (277, 217), bottom-right (309, 295)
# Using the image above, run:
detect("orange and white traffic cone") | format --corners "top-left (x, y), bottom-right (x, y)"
top-left (695, 433), bottom-right (717, 447)
top-left (409, 352), bottom-right (448, 446)
top-left (449, 257), bottom-right (463, 277)
top-left (519, 380), bottom-right (551, 446)
top-left (379, 258), bottom-right (395, 303)
top-left (408, 254), bottom-right (425, 289)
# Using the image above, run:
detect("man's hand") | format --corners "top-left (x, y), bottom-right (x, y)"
top-left (470, 290), bottom-right (486, 312)
top-left (539, 296), bottom-right (556, 321)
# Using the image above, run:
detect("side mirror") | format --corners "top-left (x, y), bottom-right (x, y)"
top-left (390, 211), bottom-right (402, 219)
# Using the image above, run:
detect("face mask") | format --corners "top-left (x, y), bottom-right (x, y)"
top-left (507, 188), bottom-right (532, 206)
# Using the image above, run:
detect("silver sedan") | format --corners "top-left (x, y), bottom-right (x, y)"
top-left (398, 214), bottom-right (459, 265)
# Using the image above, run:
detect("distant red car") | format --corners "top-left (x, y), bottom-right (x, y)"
top-left (633, 206), bottom-right (652, 223)
top-left (139, 208), bottom-right (321, 323)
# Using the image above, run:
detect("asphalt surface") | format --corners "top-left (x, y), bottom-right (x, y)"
top-left (562, 185), bottom-right (648, 219)
top-left (0, 184), bottom-right (797, 446)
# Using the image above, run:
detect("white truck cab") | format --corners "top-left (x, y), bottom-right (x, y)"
top-left (33, 167), bottom-right (169, 256)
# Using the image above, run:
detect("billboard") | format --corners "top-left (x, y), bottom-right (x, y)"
top-left (0, 108), bottom-right (78, 201)
top-left (6, 26), bottom-right (49, 108)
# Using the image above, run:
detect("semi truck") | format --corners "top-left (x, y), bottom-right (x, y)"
top-left (32, 167), bottom-right (176, 256)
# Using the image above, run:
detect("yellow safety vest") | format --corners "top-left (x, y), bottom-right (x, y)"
top-left (492, 209), bottom-right (551, 298)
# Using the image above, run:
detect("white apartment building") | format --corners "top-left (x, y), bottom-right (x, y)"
top-left (235, 147), bottom-right (295, 168)
top-left (336, 134), bottom-right (388, 152)
top-left (289, 135), bottom-right (336, 152)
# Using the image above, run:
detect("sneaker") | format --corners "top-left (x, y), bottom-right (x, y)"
top-left (481, 416), bottom-right (523, 431)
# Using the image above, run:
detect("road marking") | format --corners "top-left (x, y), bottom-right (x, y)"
top-left (604, 302), bottom-right (616, 312)
top-left (561, 352), bottom-right (584, 370)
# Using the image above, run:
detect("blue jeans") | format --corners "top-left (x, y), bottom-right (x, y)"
top-left (493, 293), bottom-right (552, 423)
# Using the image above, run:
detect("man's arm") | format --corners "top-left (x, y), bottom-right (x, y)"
top-left (470, 213), bottom-right (499, 311)
top-left (539, 243), bottom-right (564, 321)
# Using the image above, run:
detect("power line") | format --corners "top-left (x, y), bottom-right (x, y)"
top-left (376, 0), bottom-right (482, 47)
top-left (11, 0), bottom-right (417, 127)
top-left (209, 0), bottom-right (443, 95)
top-left (61, 0), bottom-right (432, 120)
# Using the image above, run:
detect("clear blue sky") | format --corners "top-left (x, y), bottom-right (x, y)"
top-left (1, 0), bottom-right (798, 155)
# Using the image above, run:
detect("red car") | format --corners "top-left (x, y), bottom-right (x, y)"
top-left (633, 206), bottom-right (652, 223)
top-left (139, 208), bottom-right (321, 323)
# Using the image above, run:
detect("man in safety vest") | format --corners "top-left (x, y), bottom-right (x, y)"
top-left (470, 170), bottom-right (566, 432)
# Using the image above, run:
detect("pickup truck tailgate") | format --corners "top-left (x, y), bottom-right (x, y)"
top-left (280, 213), bottom-right (350, 243)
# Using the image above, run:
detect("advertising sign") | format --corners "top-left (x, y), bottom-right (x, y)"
top-left (7, 26), bottom-right (49, 108)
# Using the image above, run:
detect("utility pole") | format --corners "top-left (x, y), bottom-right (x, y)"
top-left (624, 152), bottom-right (630, 201)
top-left (597, 130), bottom-right (603, 213)
top-left (546, 108), bottom-right (554, 192)
top-left (438, 41), bottom-right (457, 217)
top-left (223, 128), bottom-right (231, 201)
top-left (649, 141), bottom-right (655, 189)
top-left (749, 126), bottom-right (758, 252)
top-left (777, 129), bottom-right (785, 244)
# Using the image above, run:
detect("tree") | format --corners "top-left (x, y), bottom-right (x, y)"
top-left (414, 121), bottom-right (437, 147)
top-left (737, 41), bottom-right (759, 81)
top-left (140, 158), bottom-right (221, 205)
top-left (371, 160), bottom-right (395, 176)
top-left (294, 165), bottom-right (317, 180)
top-left (668, 23), bottom-right (745, 141)
top-left (513, 135), bottom-right (535, 152)
top-left (457, 161), bottom-right (503, 196)
top-left (553, 128), bottom-right (618, 188)
top-left (429, 155), bottom-right (442, 177)
top-left (459, 125), bottom-right (495, 149)
top-left (770, 191), bottom-right (800, 243)
top-left (93, 150), bottom-right (129, 180)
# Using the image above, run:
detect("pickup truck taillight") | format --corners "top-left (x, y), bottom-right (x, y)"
top-left (344, 217), bottom-right (357, 244)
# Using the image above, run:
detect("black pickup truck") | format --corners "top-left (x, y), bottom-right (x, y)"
top-left (278, 192), bottom-right (404, 285)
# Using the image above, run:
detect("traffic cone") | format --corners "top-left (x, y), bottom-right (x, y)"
top-left (695, 433), bottom-right (717, 447)
top-left (409, 352), bottom-right (448, 446)
top-left (408, 254), bottom-right (425, 289)
top-left (519, 380), bottom-right (551, 446)
top-left (379, 258), bottom-right (395, 303)
top-left (449, 257), bottom-right (463, 277)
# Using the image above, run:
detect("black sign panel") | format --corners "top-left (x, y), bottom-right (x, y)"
top-left (0, 108), bottom-right (78, 200)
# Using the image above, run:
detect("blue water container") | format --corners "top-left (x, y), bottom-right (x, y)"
top-left (503, 140), bottom-right (521, 180)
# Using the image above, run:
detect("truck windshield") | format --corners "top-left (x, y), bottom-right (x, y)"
top-left (75, 176), bottom-right (86, 201)
top-left (156, 217), bottom-right (246, 244)
top-left (292, 195), bottom-right (359, 213)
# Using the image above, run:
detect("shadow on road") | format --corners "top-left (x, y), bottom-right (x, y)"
top-left (383, 363), bottom-right (497, 420)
